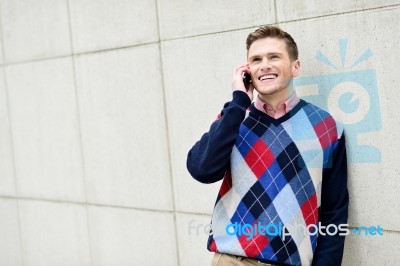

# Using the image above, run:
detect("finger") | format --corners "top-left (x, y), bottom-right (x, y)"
top-left (234, 64), bottom-right (249, 74)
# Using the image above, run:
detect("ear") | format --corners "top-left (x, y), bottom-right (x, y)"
top-left (291, 60), bottom-right (301, 77)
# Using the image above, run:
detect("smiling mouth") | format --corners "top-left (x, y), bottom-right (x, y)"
top-left (258, 74), bottom-right (278, 83)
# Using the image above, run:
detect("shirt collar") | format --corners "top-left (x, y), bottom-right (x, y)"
top-left (254, 92), bottom-right (300, 119)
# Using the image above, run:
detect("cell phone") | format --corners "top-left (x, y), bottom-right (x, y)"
top-left (243, 72), bottom-right (252, 88)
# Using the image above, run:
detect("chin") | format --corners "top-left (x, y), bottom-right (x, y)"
top-left (256, 86), bottom-right (280, 96)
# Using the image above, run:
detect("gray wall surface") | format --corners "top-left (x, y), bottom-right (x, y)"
top-left (0, 0), bottom-right (399, 265)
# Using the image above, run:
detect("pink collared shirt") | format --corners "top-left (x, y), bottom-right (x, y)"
top-left (254, 92), bottom-right (300, 119)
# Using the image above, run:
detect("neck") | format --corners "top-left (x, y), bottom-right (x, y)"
top-left (258, 87), bottom-right (295, 111)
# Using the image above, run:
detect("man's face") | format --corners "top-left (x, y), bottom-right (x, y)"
top-left (247, 37), bottom-right (300, 97)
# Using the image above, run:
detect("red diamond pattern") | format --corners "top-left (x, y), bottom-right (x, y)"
top-left (238, 228), bottom-right (269, 258)
top-left (301, 193), bottom-right (318, 227)
top-left (244, 139), bottom-right (274, 178)
top-left (314, 116), bottom-right (337, 149)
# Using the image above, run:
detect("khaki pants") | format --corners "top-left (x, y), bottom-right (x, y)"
top-left (211, 252), bottom-right (277, 266)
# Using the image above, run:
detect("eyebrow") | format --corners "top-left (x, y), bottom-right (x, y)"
top-left (248, 52), bottom-right (283, 61)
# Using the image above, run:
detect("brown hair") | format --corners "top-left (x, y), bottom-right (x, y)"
top-left (246, 25), bottom-right (298, 61)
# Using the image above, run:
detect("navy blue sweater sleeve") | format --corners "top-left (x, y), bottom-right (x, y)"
top-left (186, 91), bottom-right (251, 184)
top-left (312, 134), bottom-right (349, 266)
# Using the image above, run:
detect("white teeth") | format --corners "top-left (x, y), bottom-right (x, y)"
top-left (259, 74), bottom-right (277, 81)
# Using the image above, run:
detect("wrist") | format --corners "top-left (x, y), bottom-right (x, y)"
top-left (232, 91), bottom-right (251, 108)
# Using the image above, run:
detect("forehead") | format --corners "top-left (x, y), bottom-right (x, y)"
top-left (247, 37), bottom-right (289, 57)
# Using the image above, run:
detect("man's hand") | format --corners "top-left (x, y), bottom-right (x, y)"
top-left (232, 64), bottom-right (254, 101)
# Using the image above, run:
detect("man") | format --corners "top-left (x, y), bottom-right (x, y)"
top-left (187, 25), bottom-right (348, 266)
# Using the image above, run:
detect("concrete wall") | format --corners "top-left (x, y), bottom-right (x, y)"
top-left (0, 0), bottom-right (399, 265)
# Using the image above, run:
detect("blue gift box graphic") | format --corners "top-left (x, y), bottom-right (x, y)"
top-left (294, 39), bottom-right (382, 163)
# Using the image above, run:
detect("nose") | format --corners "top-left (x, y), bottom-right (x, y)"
top-left (260, 58), bottom-right (272, 71)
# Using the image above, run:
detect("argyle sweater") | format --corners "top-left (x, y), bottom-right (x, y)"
top-left (187, 91), bottom-right (349, 266)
